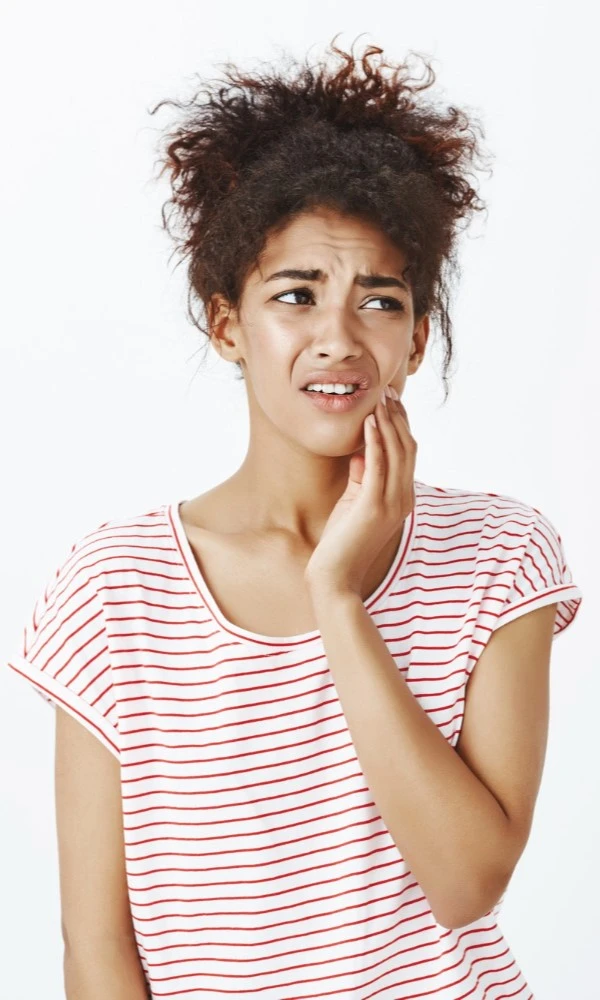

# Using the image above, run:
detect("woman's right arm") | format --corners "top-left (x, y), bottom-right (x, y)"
top-left (55, 706), bottom-right (150, 999)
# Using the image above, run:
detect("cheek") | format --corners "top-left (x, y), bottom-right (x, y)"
top-left (249, 324), bottom-right (304, 386)
top-left (389, 348), bottom-right (411, 380)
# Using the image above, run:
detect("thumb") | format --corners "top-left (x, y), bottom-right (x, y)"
top-left (347, 452), bottom-right (366, 486)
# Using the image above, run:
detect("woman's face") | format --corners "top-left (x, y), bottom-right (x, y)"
top-left (210, 206), bottom-right (429, 458)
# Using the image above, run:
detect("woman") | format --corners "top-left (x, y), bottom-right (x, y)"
top-left (7, 38), bottom-right (583, 999)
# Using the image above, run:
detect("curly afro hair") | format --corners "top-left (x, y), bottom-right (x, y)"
top-left (149, 35), bottom-right (493, 403)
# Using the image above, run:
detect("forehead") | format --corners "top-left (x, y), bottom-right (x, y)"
top-left (256, 207), bottom-right (407, 273)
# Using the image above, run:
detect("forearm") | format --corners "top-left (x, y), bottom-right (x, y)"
top-left (307, 584), bottom-right (511, 929)
top-left (64, 938), bottom-right (150, 1000)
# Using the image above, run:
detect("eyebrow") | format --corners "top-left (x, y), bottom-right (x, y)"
top-left (265, 268), bottom-right (410, 293)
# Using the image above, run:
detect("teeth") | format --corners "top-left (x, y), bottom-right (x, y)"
top-left (305, 383), bottom-right (358, 394)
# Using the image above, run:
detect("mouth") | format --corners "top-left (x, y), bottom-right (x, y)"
top-left (300, 385), bottom-right (371, 412)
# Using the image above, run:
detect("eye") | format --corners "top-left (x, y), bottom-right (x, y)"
top-left (363, 297), bottom-right (406, 312)
top-left (272, 287), bottom-right (406, 311)
top-left (272, 287), bottom-right (314, 305)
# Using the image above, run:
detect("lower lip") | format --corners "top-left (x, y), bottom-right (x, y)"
top-left (300, 387), bottom-right (370, 412)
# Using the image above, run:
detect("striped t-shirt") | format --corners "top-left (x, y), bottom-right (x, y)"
top-left (6, 478), bottom-right (583, 999)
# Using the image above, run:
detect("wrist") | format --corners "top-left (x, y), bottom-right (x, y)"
top-left (305, 572), bottom-right (361, 600)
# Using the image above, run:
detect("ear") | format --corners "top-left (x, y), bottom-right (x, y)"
top-left (408, 314), bottom-right (430, 374)
top-left (208, 293), bottom-right (242, 364)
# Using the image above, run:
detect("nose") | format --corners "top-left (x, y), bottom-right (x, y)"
top-left (311, 303), bottom-right (363, 358)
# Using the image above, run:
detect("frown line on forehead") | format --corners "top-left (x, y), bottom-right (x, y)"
top-left (265, 268), bottom-right (410, 293)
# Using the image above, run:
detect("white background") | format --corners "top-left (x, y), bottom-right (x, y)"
top-left (1, 1), bottom-right (598, 996)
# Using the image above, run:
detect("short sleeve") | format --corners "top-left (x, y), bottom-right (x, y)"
top-left (492, 508), bottom-right (583, 639)
top-left (5, 538), bottom-right (121, 760)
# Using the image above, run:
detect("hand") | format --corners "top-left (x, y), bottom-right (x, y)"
top-left (304, 386), bottom-right (417, 595)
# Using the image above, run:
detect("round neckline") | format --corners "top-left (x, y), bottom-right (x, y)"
top-left (166, 484), bottom-right (420, 648)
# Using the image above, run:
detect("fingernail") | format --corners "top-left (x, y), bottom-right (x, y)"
top-left (384, 385), bottom-right (394, 399)
top-left (380, 389), bottom-right (387, 406)
top-left (389, 386), bottom-right (399, 401)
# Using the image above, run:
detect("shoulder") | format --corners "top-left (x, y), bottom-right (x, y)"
top-left (412, 477), bottom-right (574, 585)
top-left (413, 479), bottom-right (582, 638)
top-left (60, 501), bottom-right (174, 591)
top-left (413, 477), bottom-right (542, 546)
top-left (415, 477), bottom-right (538, 519)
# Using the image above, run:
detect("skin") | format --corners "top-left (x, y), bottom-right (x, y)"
top-left (207, 204), bottom-right (430, 555)
top-left (207, 211), bottom-right (557, 930)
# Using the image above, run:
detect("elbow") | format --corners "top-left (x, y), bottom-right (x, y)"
top-left (434, 903), bottom-right (495, 931)
top-left (432, 872), bottom-right (510, 931)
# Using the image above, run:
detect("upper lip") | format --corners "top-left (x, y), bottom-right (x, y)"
top-left (300, 370), bottom-right (373, 390)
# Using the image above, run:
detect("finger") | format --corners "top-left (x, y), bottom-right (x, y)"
top-left (388, 390), bottom-right (410, 426)
top-left (365, 410), bottom-right (387, 502)
top-left (380, 392), bottom-right (417, 507)
top-left (388, 393), bottom-right (415, 446)
top-left (374, 393), bottom-right (403, 501)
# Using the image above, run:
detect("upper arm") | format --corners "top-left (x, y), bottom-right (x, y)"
top-left (455, 602), bottom-right (557, 886)
top-left (55, 707), bottom-right (136, 950)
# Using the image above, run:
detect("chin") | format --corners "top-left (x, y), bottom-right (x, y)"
top-left (303, 433), bottom-right (366, 460)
